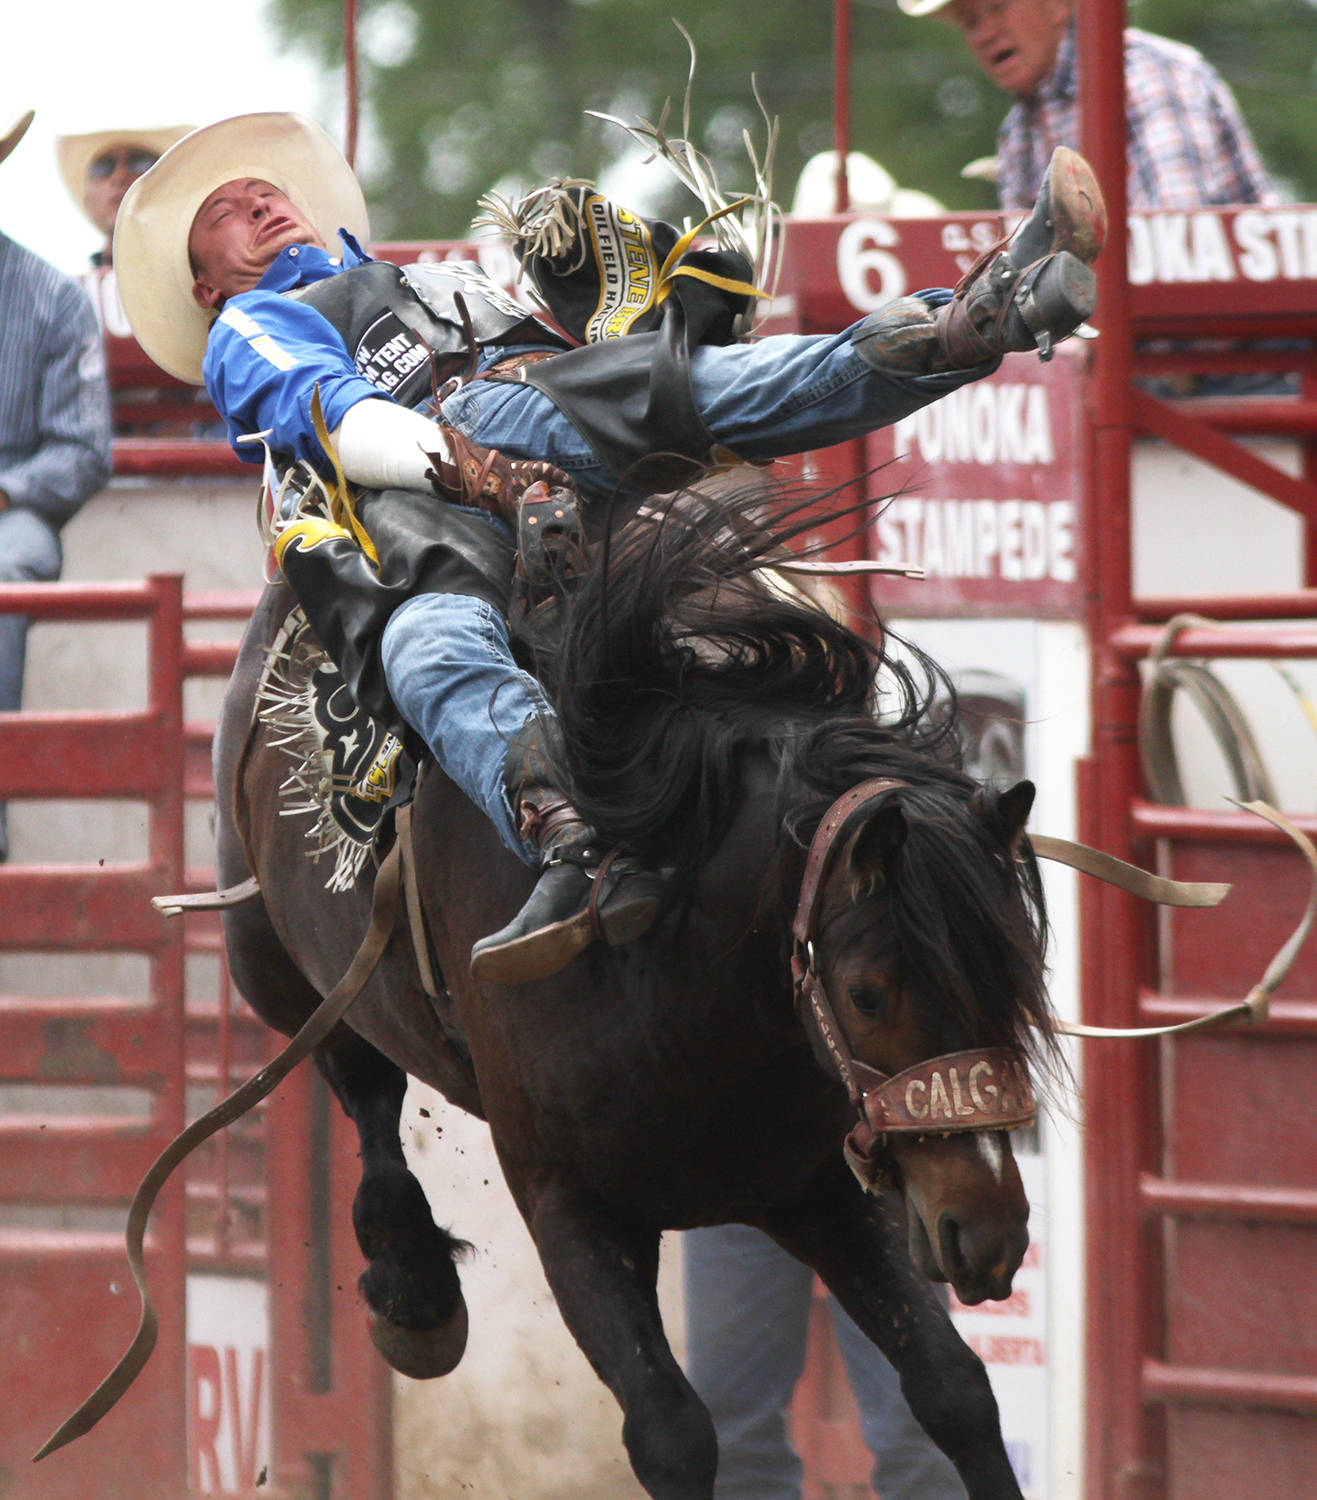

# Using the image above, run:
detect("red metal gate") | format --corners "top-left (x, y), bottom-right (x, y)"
top-left (0, 576), bottom-right (188, 1498)
top-left (0, 578), bottom-right (390, 1498)
top-left (1079, 3), bottom-right (1317, 1484)
top-left (1083, 614), bottom-right (1317, 1500)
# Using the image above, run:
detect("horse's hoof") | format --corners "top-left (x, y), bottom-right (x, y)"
top-left (366, 1292), bottom-right (469, 1379)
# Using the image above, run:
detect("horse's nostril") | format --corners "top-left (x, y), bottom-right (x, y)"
top-left (937, 1214), bottom-right (969, 1282)
top-left (935, 1212), bottom-right (1028, 1302)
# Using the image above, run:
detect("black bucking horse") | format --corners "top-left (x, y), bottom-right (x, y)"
top-left (215, 478), bottom-right (1058, 1500)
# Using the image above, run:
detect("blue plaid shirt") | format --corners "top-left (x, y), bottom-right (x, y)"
top-left (996, 23), bottom-right (1280, 211)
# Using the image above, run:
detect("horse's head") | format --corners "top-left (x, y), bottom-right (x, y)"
top-left (795, 776), bottom-right (1052, 1305)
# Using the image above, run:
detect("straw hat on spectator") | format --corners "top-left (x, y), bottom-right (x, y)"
top-left (56, 126), bottom-right (194, 231)
top-left (0, 110), bottom-right (34, 168)
top-left (114, 112), bottom-right (368, 383)
top-left (961, 156), bottom-right (1001, 184)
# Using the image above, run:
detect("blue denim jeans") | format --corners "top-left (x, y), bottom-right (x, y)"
top-left (0, 508), bottom-right (63, 860)
top-left (682, 1224), bottom-right (966, 1500)
top-left (440, 296), bottom-right (981, 505)
top-left (379, 590), bottom-right (552, 864)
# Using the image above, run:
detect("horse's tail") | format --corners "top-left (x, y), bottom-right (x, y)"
top-left (519, 471), bottom-right (960, 867)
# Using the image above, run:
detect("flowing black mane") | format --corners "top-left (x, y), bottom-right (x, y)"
top-left (519, 480), bottom-right (957, 856)
top-left (517, 476), bottom-right (1055, 1063)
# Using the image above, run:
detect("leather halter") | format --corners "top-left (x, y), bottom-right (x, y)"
top-left (790, 778), bottom-right (1038, 1182)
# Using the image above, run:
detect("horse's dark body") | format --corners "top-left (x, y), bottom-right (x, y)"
top-left (216, 487), bottom-right (1054, 1500)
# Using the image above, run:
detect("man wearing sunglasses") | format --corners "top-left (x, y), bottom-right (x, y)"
top-left (57, 126), bottom-right (191, 266)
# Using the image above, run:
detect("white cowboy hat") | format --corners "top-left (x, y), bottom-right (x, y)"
top-left (792, 150), bottom-right (899, 216)
top-left (114, 112), bottom-right (369, 384)
top-left (56, 125), bottom-right (195, 227)
top-left (0, 110), bottom-right (35, 168)
top-left (791, 150), bottom-right (945, 219)
top-left (897, 0), bottom-right (955, 14)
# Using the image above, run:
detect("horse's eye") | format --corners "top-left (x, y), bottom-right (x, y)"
top-left (847, 984), bottom-right (888, 1019)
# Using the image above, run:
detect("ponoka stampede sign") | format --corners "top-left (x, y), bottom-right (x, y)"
top-left (1127, 206), bottom-right (1317, 284)
top-left (863, 344), bottom-right (1086, 618)
top-left (772, 200), bottom-right (1317, 619)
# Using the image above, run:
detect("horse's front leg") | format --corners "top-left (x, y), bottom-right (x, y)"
top-left (526, 1181), bottom-right (718, 1500)
top-left (315, 1030), bottom-right (470, 1379)
top-left (763, 1161), bottom-right (1023, 1500)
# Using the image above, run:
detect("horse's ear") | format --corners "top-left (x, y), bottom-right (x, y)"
top-left (847, 801), bottom-right (907, 898)
top-left (997, 779), bottom-right (1036, 850)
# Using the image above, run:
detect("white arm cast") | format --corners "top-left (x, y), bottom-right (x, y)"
top-left (329, 397), bottom-right (454, 492)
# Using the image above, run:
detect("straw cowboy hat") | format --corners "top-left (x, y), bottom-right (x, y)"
top-left (897, 0), bottom-right (955, 13)
top-left (962, 155), bottom-right (1001, 184)
top-left (114, 112), bottom-right (369, 384)
top-left (56, 125), bottom-right (194, 226)
top-left (0, 110), bottom-right (35, 168)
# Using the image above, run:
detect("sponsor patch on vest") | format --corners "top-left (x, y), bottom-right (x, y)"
top-left (354, 310), bottom-right (434, 395)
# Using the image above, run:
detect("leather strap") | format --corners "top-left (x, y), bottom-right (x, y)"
top-left (789, 779), bottom-right (1039, 1173)
top-left (1047, 799), bottom-right (1317, 1039)
top-left (772, 557), bottom-right (925, 579)
top-left (791, 778), bottom-right (908, 959)
top-left (397, 801), bottom-right (443, 1003)
top-left (1027, 834), bottom-right (1229, 908)
top-left (151, 875), bottom-right (261, 916)
top-left (587, 847), bottom-right (622, 940)
top-left (852, 1047), bottom-right (1036, 1136)
top-left (35, 838), bottom-right (405, 1462)
top-left (480, 349), bottom-right (560, 381)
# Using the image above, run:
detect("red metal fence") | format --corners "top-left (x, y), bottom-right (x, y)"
top-left (0, 579), bottom-right (390, 1499)
top-left (0, 577), bottom-right (188, 1499)
top-left (1082, 612), bottom-right (1317, 1500)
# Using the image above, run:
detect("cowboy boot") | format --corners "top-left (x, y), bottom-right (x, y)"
top-left (851, 146), bottom-right (1106, 374)
top-left (933, 145), bottom-right (1106, 366)
top-left (470, 718), bottom-right (663, 984)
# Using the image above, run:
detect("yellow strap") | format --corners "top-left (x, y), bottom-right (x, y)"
top-left (664, 264), bottom-right (774, 301)
top-left (653, 198), bottom-right (771, 307)
top-left (310, 386), bottom-right (379, 566)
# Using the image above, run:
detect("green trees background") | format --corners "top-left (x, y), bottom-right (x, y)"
top-left (269, 0), bottom-right (1317, 239)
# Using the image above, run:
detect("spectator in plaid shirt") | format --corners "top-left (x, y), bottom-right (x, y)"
top-left (900, 0), bottom-right (1279, 210)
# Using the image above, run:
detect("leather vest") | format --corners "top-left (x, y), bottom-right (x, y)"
top-left (291, 259), bottom-right (566, 410)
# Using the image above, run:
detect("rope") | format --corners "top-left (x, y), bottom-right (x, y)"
top-left (1138, 613), bottom-right (1276, 805)
top-left (1048, 614), bottom-right (1317, 1039)
top-left (1046, 800), bottom-right (1317, 1038)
